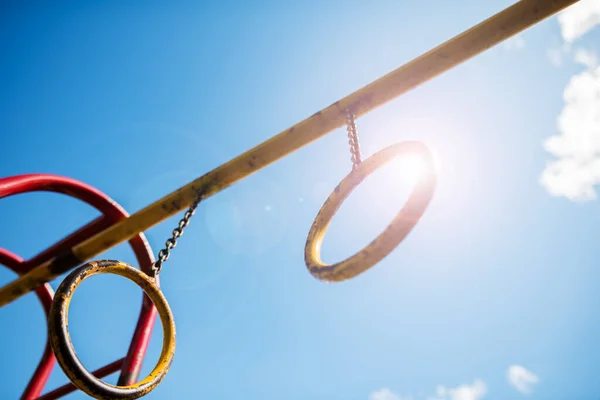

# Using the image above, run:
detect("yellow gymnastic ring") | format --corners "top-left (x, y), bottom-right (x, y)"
top-left (305, 141), bottom-right (437, 282)
top-left (48, 260), bottom-right (175, 400)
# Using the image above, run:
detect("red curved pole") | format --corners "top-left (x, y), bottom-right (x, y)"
top-left (0, 174), bottom-right (159, 399)
top-left (36, 358), bottom-right (125, 400)
top-left (0, 248), bottom-right (56, 399)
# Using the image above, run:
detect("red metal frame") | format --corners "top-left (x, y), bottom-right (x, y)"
top-left (0, 174), bottom-right (159, 399)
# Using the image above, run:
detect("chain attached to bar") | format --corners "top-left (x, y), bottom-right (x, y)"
top-left (346, 109), bottom-right (362, 170)
top-left (151, 190), bottom-right (203, 277)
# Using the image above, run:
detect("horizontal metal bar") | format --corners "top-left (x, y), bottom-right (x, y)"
top-left (0, 0), bottom-right (579, 308)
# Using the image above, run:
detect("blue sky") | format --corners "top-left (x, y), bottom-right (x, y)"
top-left (1, 1), bottom-right (599, 399)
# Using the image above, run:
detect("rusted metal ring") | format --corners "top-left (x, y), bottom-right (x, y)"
top-left (305, 141), bottom-right (437, 282)
top-left (48, 260), bottom-right (176, 400)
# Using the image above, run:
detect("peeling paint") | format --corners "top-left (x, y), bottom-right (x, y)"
top-left (48, 260), bottom-right (175, 399)
top-left (304, 142), bottom-right (437, 282)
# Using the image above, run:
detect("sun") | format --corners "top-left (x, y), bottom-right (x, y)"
top-left (389, 150), bottom-right (440, 187)
top-left (398, 154), bottom-right (427, 185)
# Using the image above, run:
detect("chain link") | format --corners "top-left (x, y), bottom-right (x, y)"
top-left (346, 109), bottom-right (362, 170)
top-left (151, 190), bottom-right (203, 277)
top-left (150, 111), bottom-right (362, 276)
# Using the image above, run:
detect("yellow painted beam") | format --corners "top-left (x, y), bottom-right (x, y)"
top-left (0, 0), bottom-right (579, 308)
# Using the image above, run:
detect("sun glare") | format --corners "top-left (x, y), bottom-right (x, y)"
top-left (395, 154), bottom-right (427, 186)
top-left (388, 150), bottom-right (440, 187)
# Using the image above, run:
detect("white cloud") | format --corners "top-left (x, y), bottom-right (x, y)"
top-left (557, 0), bottom-right (600, 43)
top-left (546, 0), bottom-right (599, 67)
top-left (440, 380), bottom-right (487, 400)
top-left (370, 380), bottom-right (487, 400)
top-left (574, 47), bottom-right (599, 69)
top-left (427, 380), bottom-right (487, 400)
top-left (369, 388), bottom-right (412, 400)
top-left (540, 2), bottom-right (600, 200)
top-left (541, 54), bottom-right (600, 200)
top-left (507, 365), bottom-right (539, 395)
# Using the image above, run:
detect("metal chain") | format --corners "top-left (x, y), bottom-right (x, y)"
top-left (151, 190), bottom-right (203, 277)
top-left (345, 109), bottom-right (362, 170)
top-left (150, 111), bottom-right (362, 276)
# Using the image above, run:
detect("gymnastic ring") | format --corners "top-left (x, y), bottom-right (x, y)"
top-left (305, 141), bottom-right (437, 282)
top-left (48, 260), bottom-right (175, 400)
